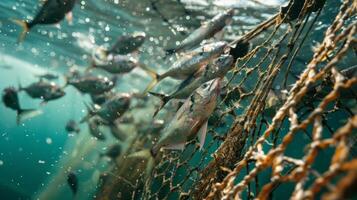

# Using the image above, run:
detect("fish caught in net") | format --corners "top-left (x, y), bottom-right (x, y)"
top-left (94, 0), bottom-right (357, 199)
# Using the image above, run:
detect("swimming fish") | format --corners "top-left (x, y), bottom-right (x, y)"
top-left (81, 93), bottom-right (131, 124)
top-left (88, 55), bottom-right (139, 74)
top-left (2, 87), bottom-right (42, 124)
top-left (151, 78), bottom-right (221, 155)
top-left (165, 9), bottom-right (234, 55)
top-left (100, 144), bottom-right (122, 160)
top-left (35, 73), bottom-right (59, 81)
top-left (150, 55), bottom-right (233, 116)
top-left (19, 80), bottom-right (65, 104)
top-left (67, 171), bottom-right (78, 196)
top-left (12, 0), bottom-right (77, 42)
top-left (88, 118), bottom-right (106, 140)
top-left (65, 120), bottom-right (80, 134)
top-left (65, 75), bottom-right (117, 95)
top-left (105, 32), bottom-right (146, 55)
top-left (146, 41), bottom-right (229, 92)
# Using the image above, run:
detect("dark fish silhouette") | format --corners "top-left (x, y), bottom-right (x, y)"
top-left (13, 0), bottom-right (77, 42)
top-left (100, 144), bottom-right (122, 160)
top-left (67, 172), bottom-right (78, 196)
top-left (65, 120), bottom-right (80, 134)
top-left (2, 87), bottom-right (42, 124)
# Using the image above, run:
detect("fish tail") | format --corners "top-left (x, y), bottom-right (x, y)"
top-left (143, 73), bottom-right (162, 94)
top-left (16, 108), bottom-right (43, 125)
top-left (148, 92), bottom-right (170, 117)
top-left (138, 63), bottom-right (159, 80)
top-left (11, 19), bottom-right (30, 43)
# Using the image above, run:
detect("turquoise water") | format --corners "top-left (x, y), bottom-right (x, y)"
top-left (0, 0), bottom-right (353, 199)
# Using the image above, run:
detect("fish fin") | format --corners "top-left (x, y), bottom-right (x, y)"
top-left (162, 142), bottom-right (186, 151)
top-left (149, 92), bottom-right (170, 117)
top-left (16, 109), bottom-right (43, 125)
top-left (143, 73), bottom-right (162, 94)
top-left (62, 74), bottom-right (69, 89)
top-left (65, 11), bottom-right (73, 25)
top-left (138, 64), bottom-right (159, 80)
top-left (197, 120), bottom-right (208, 150)
top-left (11, 19), bottom-right (29, 43)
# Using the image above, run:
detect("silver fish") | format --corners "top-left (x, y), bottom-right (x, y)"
top-left (151, 78), bottom-right (221, 156)
top-left (165, 9), bottom-right (234, 55)
top-left (66, 75), bottom-right (117, 95)
top-left (89, 55), bottom-right (139, 74)
top-left (81, 93), bottom-right (131, 124)
top-left (19, 80), bottom-right (65, 103)
top-left (150, 55), bottom-right (233, 116)
top-left (146, 41), bottom-right (228, 91)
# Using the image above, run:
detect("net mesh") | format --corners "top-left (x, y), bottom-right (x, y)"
top-left (95, 0), bottom-right (357, 199)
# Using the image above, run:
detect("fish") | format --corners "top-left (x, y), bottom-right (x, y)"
top-left (81, 93), bottom-right (131, 124)
top-left (150, 78), bottom-right (221, 156)
top-left (100, 144), bottom-right (122, 160)
top-left (88, 118), bottom-right (106, 140)
top-left (88, 54), bottom-right (157, 78)
top-left (88, 55), bottom-right (139, 74)
top-left (2, 87), bottom-right (42, 124)
top-left (165, 9), bottom-right (234, 55)
top-left (19, 80), bottom-right (65, 104)
top-left (35, 73), bottom-right (59, 81)
top-left (65, 75), bottom-right (117, 95)
top-left (146, 41), bottom-right (229, 92)
top-left (129, 79), bottom-right (221, 176)
top-left (150, 55), bottom-right (233, 116)
top-left (65, 120), bottom-right (80, 134)
top-left (12, 0), bottom-right (77, 42)
top-left (105, 32), bottom-right (146, 55)
top-left (67, 172), bottom-right (78, 196)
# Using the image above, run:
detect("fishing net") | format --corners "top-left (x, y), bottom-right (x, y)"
top-left (95, 0), bottom-right (357, 199)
